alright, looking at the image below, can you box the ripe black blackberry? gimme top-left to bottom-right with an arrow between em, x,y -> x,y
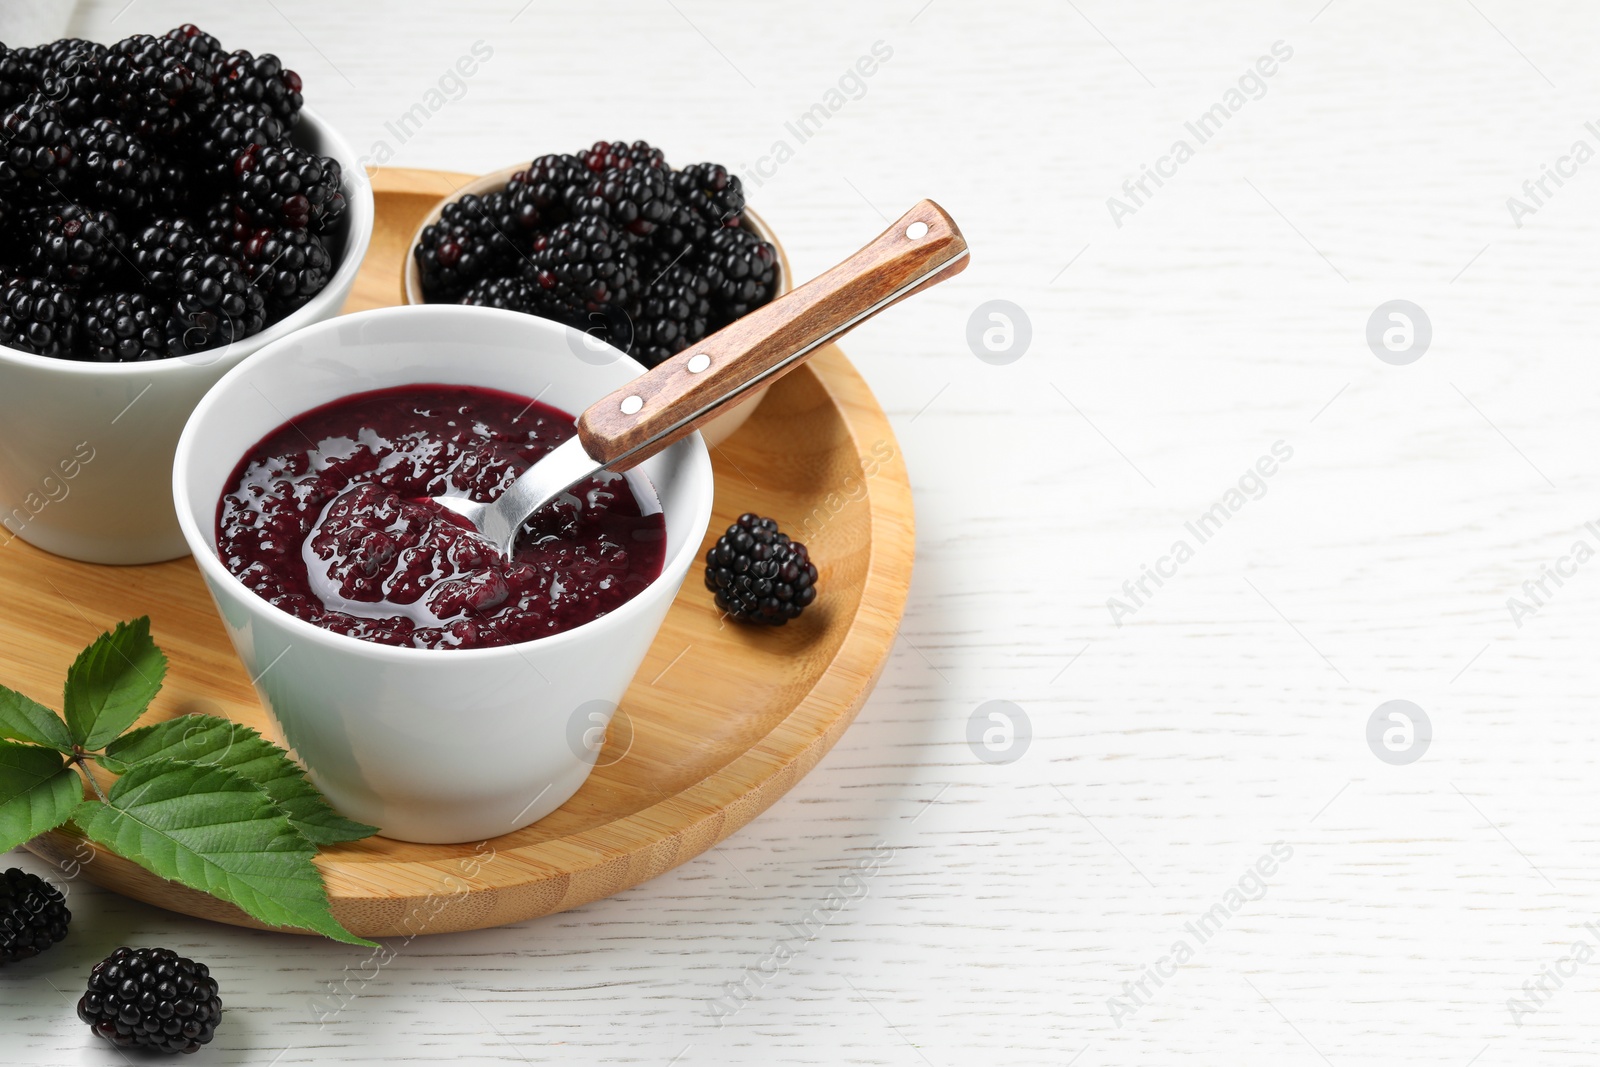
28,37 -> 111,68
72,115 -> 158,212
0,867 -> 70,965
579,138 -> 666,173
169,251 -> 266,352
103,33 -> 217,141
0,274 -> 77,357
501,178 -> 548,237
567,164 -> 671,237
236,225 -> 332,312
505,153 -> 588,226
128,216 -> 206,294
164,24 -> 225,63
232,142 -> 344,231
189,102 -> 286,175
650,198 -> 710,259
413,193 -> 521,302
0,95 -> 75,193
27,203 -> 125,285
632,260 -> 712,368
475,188 -> 542,253
673,162 -> 745,228
523,216 -> 639,315
78,290 -> 172,362
699,226 -> 777,321
704,514 -> 818,625
0,44 -> 38,109
460,274 -> 550,314
196,196 -> 251,252
78,946 -> 223,1055
214,49 -> 303,128
34,39 -> 113,123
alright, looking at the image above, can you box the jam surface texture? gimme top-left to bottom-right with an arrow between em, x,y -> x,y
217,384 -> 666,650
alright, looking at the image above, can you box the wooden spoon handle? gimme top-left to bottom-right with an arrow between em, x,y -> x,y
577,199 -> 969,470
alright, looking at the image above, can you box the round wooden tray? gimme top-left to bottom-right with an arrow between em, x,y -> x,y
18,168 -> 914,937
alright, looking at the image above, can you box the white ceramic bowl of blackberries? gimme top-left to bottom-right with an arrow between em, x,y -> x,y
0,26 -> 375,566
403,141 -> 789,446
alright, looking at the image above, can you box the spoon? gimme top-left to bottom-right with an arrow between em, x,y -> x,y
435,199 -> 969,557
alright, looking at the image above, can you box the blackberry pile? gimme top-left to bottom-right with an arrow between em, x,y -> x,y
78,946 -> 223,1054
417,139 -> 778,368
0,26 -> 341,362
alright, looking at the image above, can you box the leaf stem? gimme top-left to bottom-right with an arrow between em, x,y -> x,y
69,751 -> 109,805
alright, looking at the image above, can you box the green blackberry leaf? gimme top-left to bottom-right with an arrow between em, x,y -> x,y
0,685 -> 72,751
0,741 -> 81,853
73,758 -> 375,947
102,715 -> 377,846
63,617 -> 167,750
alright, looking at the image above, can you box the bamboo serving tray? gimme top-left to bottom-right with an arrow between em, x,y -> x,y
17,168 -> 915,937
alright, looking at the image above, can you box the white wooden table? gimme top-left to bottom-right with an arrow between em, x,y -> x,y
8,1 -> 1600,1062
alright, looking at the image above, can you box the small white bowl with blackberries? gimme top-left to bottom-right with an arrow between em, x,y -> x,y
405,140 -> 786,445
0,24 -> 373,565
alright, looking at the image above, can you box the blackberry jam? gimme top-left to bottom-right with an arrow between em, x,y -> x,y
216,384 -> 667,650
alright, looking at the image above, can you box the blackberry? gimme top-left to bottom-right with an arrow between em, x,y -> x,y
103,33 -> 217,141
501,178 -> 547,236
78,290 -> 172,362
72,116 -> 158,212
413,193 -> 521,301
581,303 -> 635,353
651,198 -> 710,258
523,216 -> 639,315
190,102 -> 286,174
505,153 -> 587,226
196,196 -> 251,252
26,38 -> 110,72
699,226 -> 777,321
232,142 -> 344,231
128,216 -> 206,294
191,101 -> 286,158
164,24 -> 225,64
632,260 -> 712,368
0,95 -> 75,194
579,138 -> 666,173
0,44 -> 38,109
566,164 -> 671,237
460,274 -> 549,314
0,867 -> 70,965
78,946 -> 223,1055
704,514 -> 818,625
236,225 -> 332,312
27,203 -> 125,285
0,275 -> 77,356
34,39 -> 113,123
169,251 -> 266,353
673,162 -> 746,228
214,50 -> 303,128
484,187 -> 545,251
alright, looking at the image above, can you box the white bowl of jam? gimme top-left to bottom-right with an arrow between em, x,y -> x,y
173,304 -> 713,843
